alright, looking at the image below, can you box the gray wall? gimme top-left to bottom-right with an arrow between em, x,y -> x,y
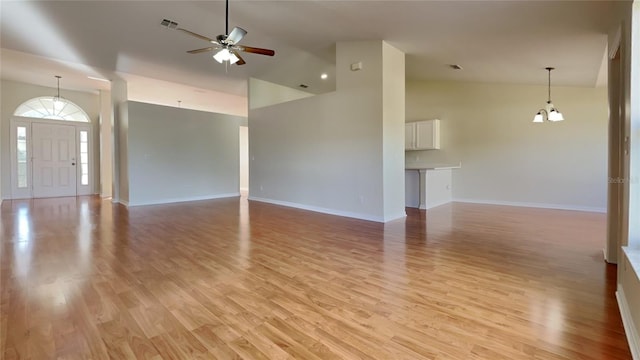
126,101 -> 244,206
112,79 -> 129,203
406,80 -> 608,212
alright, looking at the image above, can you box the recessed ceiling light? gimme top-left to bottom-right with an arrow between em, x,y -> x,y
321,73 -> 328,80
87,76 -> 110,82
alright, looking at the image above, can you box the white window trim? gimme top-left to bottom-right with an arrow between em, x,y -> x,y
10,119 -> 32,199
76,125 -> 93,196
13,96 -> 90,122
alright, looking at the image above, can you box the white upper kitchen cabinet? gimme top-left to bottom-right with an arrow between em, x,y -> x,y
405,119 -> 440,150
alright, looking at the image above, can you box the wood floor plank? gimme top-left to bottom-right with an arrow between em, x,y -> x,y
192,324 -> 243,359
228,336 -> 272,360
149,328 -> 210,360
96,307 -> 162,360
0,196 -> 632,359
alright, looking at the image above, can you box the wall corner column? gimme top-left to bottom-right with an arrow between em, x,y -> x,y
110,77 -> 128,204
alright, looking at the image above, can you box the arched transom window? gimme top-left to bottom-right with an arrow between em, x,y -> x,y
14,97 -> 90,122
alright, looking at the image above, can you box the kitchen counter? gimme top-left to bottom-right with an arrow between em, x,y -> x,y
405,163 -> 461,209
405,163 -> 461,170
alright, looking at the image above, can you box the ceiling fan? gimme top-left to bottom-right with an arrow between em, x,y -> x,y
161,0 -> 275,66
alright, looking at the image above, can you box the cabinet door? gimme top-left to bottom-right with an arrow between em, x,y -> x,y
405,123 -> 415,150
415,120 -> 440,150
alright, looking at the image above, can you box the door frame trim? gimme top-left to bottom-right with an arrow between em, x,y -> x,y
9,117 -> 94,200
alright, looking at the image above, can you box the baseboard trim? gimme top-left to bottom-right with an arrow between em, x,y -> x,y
616,286 -> 640,360
603,247 -> 619,264
116,199 -> 129,207
383,212 -> 407,222
453,198 -> 606,213
419,200 -> 451,210
126,193 -> 240,207
248,196 -> 398,223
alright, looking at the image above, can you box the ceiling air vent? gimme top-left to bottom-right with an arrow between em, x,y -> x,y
161,19 -> 179,29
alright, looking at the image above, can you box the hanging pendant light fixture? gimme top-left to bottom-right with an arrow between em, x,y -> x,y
52,75 -> 67,115
533,67 -> 564,123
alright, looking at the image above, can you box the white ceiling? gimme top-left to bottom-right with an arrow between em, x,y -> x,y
0,1 -> 614,108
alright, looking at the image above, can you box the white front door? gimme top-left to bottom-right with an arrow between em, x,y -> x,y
32,123 -> 77,198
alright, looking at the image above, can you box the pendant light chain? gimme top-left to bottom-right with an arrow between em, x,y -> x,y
55,75 -> 62,100
225,0 -> 229,35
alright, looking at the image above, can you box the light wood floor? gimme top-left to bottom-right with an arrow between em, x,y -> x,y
0,196 -> 631,359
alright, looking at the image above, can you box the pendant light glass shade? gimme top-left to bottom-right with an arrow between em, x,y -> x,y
53,98 -> 65,112
533,112 -> 544,123
548,108 -> 564,121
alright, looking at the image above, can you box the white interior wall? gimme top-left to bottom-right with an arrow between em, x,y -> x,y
627,0 -> 640,249
406,80 -> 608,212
249,41 -> 405,222
381,42 -> 406,220
0,80 -> 101,199
249,78 -> 313,109
614,1 -> 640,356
99,90 -> 113,198
127,101 -> 244,206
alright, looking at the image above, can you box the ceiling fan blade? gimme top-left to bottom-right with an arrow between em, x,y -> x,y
187,47 -> 216,54
227,27 -> 247,45
177,28 -> 217,43
232,51 -> 246,65
237,45 -> 275,56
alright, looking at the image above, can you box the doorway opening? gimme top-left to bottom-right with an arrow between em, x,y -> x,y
239,126 -> 249,198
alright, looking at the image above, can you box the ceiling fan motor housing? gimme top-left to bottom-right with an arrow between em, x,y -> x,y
216,34 -> 228,44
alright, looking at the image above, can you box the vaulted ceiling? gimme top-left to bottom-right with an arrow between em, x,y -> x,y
1,1 -> 614,107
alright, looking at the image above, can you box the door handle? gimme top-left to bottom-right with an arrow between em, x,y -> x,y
71,163 -> 76,166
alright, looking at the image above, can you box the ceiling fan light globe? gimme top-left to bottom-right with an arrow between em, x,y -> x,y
213,48 -> 232,63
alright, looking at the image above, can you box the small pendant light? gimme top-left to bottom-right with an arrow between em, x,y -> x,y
533,67 -> 564,123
